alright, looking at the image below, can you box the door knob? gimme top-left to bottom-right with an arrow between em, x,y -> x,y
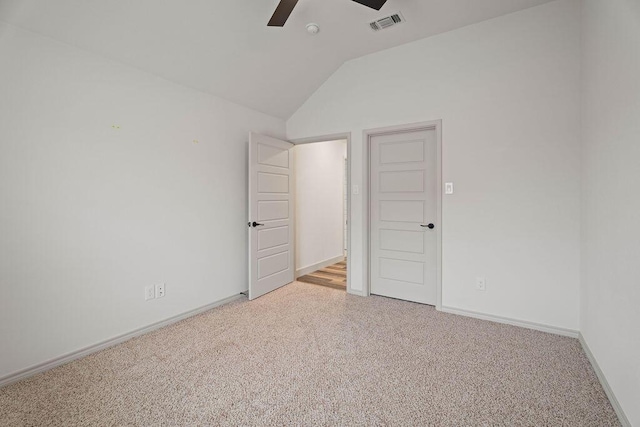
421,223 -> 435,229
252,221 -> 264,227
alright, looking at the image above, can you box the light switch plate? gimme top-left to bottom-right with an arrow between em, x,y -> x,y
445,182 -> 454,195
145,285 -> 155,301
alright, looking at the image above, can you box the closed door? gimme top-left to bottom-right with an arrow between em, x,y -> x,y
248,132 -> 294,300
370,129 -> 437,305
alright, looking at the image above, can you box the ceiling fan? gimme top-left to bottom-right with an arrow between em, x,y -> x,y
268,0 -> 388,27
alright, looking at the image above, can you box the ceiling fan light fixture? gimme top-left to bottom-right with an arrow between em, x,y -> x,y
306,23 -> 320,34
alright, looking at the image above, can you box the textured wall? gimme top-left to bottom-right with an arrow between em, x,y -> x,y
0,22 -> 285,379
580,1 -> 640,424
288,0 -> 582,330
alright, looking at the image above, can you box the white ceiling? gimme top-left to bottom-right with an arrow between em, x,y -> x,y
0,0 -> 554,118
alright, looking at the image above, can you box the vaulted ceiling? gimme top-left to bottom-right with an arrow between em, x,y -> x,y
0,0 -> 554,118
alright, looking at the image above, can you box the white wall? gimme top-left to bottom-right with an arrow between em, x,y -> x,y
287,0 -> 582,330
0,23 -> 285,380
580,1 -> 640,424
294,140 -> 346,273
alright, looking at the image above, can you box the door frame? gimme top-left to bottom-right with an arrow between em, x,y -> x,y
363,121 -> 443,309
289,132 -> 353,295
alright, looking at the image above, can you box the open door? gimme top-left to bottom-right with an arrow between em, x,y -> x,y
248,132 -> 294,300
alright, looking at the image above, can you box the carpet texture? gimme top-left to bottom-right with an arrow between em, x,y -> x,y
0,282 -> 619,426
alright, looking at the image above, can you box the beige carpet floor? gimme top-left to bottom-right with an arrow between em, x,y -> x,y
0,282 -> 619,426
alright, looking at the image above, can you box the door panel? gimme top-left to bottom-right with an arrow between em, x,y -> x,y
379,229 -> 424,254
379,139 -> 425,164
370,129 -> 437,305
257,200 -> 289,221
380,170 -> 424,193
258,143 -> 289,168
379,200 -> 425,222
257,172 -> 289,193
249,133 -> 294,300
257,226 -> 289,251
379,258 -> 424,284
257,251 -> 290,279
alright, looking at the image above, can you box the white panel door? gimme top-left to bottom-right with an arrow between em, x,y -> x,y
249,132 -> 294,300
370,129 -> 437,305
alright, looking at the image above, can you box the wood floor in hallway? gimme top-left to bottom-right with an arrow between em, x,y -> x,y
297,259 -> 346,290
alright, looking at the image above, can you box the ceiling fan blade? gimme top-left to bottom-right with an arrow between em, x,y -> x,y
351,0 -> 387,10
268,0 -> 300,27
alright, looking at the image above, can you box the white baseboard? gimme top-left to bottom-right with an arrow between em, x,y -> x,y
578,333 -> 631,427
347,287 -> 366,297
439,306 -> 579,338
0,292 -> 245,389
296,255 -> 345,278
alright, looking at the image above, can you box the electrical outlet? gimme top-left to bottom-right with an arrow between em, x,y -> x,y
155,283 -> 165,298
476,277 -> 486,291
145,285 -> 155,301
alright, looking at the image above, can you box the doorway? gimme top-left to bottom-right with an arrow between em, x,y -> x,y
293,139 -> 348,291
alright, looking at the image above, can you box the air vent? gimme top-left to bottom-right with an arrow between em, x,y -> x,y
369,12 -> 405,31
